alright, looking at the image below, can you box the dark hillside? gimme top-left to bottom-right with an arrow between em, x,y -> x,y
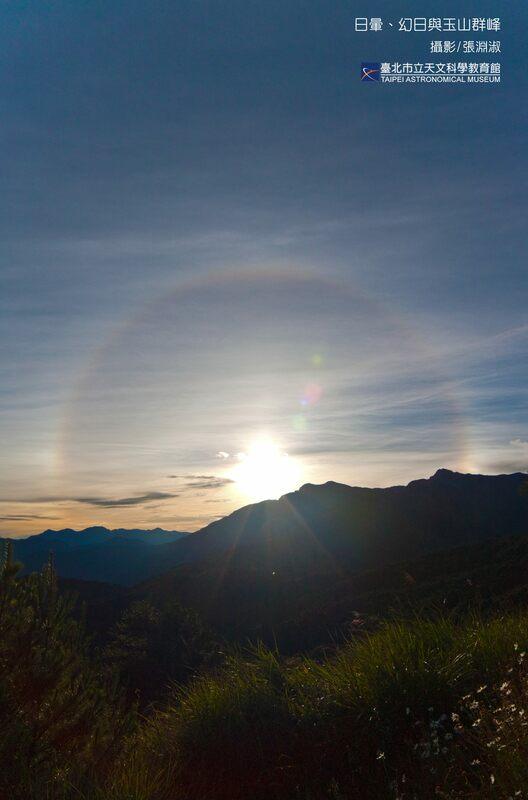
132,531 -> 528,651
14,470 -> 528,586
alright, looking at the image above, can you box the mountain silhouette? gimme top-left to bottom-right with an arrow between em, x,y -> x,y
11,526 -> 188,585
150,468 -> 528,578
6,470 -> 528,586
127,469 -> 528,637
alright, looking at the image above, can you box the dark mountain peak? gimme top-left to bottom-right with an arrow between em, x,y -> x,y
427,468 -> 474,484
297,481 -> 329,495
431,468 -> 459,480
297,480 -> 363,495
405,468 -> 528,499
19,525 -> 188,543
429,468 -> 528,483
407,468 -> 476,489
28,527 -> 78,541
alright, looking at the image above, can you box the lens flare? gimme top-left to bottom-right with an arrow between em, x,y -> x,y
300,382 -> 322,407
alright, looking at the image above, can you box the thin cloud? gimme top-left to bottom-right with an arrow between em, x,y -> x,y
167,474 -> 216,479
481,461 -> 528,475
204,498 -> 231,504
150,513 -> 218,527
0,514 -> 61,522
184,477 -> 234,490
0,492 -> 178,509
74,492 -> 177,508
168,475 -> 234,490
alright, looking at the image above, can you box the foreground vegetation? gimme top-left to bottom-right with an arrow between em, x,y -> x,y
3,545 -> 528,798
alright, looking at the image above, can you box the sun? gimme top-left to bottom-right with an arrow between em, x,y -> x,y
231,438 -> 302,503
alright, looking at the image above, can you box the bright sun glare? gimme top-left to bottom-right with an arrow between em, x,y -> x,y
231,439 -> 302,503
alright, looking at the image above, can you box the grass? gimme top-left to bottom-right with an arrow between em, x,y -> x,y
6,569 -> 528,799
110,611 -> 528,800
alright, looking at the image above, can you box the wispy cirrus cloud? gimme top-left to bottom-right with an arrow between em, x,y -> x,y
482,462 -> 528,475
0,492 -> 177,509
484,440 -> 528,475
73,492 -> 177,508
0,514 -> 61,522
167,475 -> 234,490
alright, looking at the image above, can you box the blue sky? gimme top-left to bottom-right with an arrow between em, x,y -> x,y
1,1 -> 527,535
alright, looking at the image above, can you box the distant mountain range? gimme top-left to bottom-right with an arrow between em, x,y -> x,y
6,469 -> 528,588
11,526 -> 188,585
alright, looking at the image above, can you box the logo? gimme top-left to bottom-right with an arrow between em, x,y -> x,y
361,62 -> 380,81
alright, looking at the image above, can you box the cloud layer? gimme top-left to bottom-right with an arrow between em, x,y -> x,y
0,1 -> 526,534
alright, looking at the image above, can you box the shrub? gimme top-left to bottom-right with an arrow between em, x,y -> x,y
0,547 -> 132,799
104,598 -> 222,706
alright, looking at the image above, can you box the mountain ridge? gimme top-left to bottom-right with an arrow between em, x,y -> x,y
17,525 -> 188,543
6,469 -> 528,585
7,525 -> 189,585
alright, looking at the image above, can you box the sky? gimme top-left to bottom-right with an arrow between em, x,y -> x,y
1,0 -> 527,536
